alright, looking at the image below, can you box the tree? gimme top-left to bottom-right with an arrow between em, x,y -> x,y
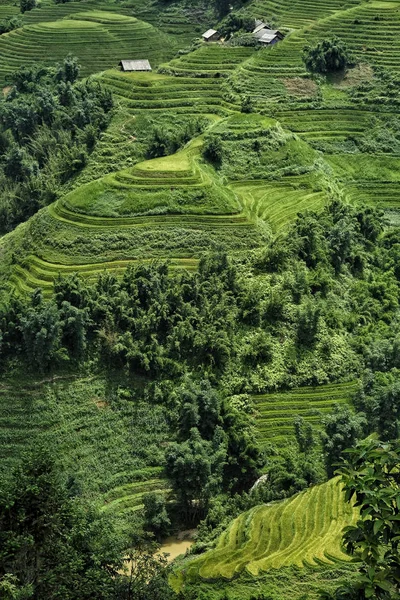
215,0 -> 230,19
241,96 -> 253,113
3,146 -> 35,181
121,543 -> 174,600
20,0 -> 36,13
202,134 -> 223,166
20,297 -> 65,372
336,438 -> 400,599
143,493 -> 171,540
303,37 -> 352,74
0,16 -> 22,35
0,446 -> 124,600
56,54 -> 80,84
294,416 -> 315,454
321,405 -> 366,477
165,428 -> 226,521
356,373 -> 400,441
176,377 -> 221,441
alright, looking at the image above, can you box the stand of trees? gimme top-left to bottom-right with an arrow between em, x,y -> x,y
0,57 -> 113,232
1,203 -> 400,597
303,37 -> 353,73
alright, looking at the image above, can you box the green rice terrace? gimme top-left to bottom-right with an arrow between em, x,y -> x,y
254,382 -> 358,446
0,0 -> 399,597
173,477 -> 358,584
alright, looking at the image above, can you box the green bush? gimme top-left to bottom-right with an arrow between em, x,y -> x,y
303,37 -> 353,73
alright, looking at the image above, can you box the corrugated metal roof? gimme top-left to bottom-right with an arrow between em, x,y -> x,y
202,29 -> 218,39
259,32 -> 279,43
253,22 -> 267,34
120,59 -> 152,71
254,28 -> 282,43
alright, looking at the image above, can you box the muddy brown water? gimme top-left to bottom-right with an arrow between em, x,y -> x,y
156,536 -> 194,563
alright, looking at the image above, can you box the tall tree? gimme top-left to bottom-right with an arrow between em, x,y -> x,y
336,438 -> 400,599
321,405 -> 366,477
0,447 -> 124,600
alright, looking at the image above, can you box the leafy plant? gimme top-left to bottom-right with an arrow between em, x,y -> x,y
337,438 -> 400,599
303,37 -> 353,73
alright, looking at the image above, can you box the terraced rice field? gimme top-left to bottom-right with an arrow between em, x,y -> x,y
0,11 -> 175,83
304,1 -> 400,73
245,0 -> 361,29
232,178 -> 326,232
277,108 -> 378,142
254,382 -> 358,446
183,477 -> 358,581
6,136 -> 265,294
100,70 -> 237,114
231,0 -> 400,111
164,45 -> 256,77
326,154 -> 400,209
101,472 -> 169,516
0,386 -> 50,474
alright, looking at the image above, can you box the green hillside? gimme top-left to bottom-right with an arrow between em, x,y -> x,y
0,375 -> 169,534
0,0 -> 399,597
2,133 -> 268,294
175,477 -> 358,584
254,382 -> 358,446
0,11 -> 175,83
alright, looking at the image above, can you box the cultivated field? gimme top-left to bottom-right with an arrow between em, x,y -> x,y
253,382 -> 358,446
0,377 -> 169,529
182,477 -> 358,581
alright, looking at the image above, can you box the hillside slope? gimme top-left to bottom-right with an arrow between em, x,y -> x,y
174,477 -> 358,585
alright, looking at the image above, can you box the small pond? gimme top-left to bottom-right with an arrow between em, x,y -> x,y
157,536 -> 194,563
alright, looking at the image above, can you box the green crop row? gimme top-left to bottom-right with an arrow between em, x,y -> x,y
180,477 -> 358,582
253,382 -> 358,445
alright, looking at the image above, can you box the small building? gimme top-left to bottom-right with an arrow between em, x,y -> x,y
254,28 -> 284,46
202,29 -> 220,42
119,59 -> 152,72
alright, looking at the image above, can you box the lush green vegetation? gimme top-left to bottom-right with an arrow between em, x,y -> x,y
0,0 -> 399,597
0,58 -> 113,232
176,477 -> 358,585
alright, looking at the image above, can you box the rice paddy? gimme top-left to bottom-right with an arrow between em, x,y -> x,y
253,382 -> 358,446
0,11 -> 175,83
4,133 -> 267,294
182,477 -> 358,581
0,0 -> 399,288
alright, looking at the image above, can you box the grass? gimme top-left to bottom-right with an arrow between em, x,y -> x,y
326,154 -> 400,210
178,477 -> 358,583
253,382 -> 358,446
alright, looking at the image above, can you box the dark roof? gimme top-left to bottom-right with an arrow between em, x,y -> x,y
119,59 -> 152,71
202,28 -> 219,39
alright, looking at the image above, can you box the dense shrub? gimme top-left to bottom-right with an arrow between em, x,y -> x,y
0,59 -> 113,233
303,37 -> 353,73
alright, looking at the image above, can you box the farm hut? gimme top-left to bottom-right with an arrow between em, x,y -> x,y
202,29 -> 220,42
254,28 -> 284,46
119,59 -> 152,72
